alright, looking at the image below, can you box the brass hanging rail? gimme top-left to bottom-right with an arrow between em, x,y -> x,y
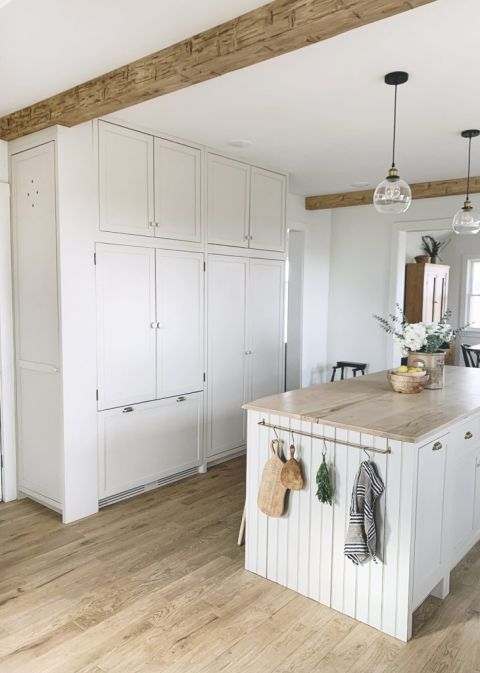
257,419 -> 391,455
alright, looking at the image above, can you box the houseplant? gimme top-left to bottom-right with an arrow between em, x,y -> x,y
374,306 -> 460,389
421,235 -> 450,264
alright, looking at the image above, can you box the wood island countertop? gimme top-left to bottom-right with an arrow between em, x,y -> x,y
243,366 -> 480,443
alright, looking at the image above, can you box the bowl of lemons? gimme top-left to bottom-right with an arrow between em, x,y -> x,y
387,365 -> 429,394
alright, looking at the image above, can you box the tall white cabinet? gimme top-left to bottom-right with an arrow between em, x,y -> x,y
8,119 -> 287,521
207,255 -> 284,460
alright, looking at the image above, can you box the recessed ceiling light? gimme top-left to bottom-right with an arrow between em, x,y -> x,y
350,181 -> 371,188
227,139 -> 253,148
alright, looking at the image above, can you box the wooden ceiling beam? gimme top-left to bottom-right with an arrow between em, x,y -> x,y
305,176 -> 480,210
0,0 -> 435,141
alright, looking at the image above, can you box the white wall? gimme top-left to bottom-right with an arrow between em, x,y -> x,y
287,194 -> 331,386
0,139 -> 16,501
326,194 -> 480,373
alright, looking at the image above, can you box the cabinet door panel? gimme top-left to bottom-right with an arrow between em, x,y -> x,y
156,250 -> 204,398
96,244 -> 157,410
248,259 -> 285,402
98,394 -> 203,498
413,437 -> 447,607
154,138 -> 201,242
452,450 -> 476,552
474,453 -> 480,534
207,154 -> 249,247
99,122 -> 154,236
207,255 -> 248,456
249,168 -> 286,252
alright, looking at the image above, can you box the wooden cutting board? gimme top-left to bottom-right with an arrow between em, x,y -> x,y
281,445 -> 304,490
257,439 -> 287,517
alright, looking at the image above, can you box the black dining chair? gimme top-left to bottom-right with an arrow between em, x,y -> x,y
461,344 -> 480,368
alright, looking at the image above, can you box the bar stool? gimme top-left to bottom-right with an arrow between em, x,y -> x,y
331,361 -> 367,382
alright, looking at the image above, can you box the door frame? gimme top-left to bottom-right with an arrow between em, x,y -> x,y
0,177 -> 17,501
387,217 -> 452,368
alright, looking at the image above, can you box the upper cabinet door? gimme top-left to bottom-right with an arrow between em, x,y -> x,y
249,168 -> 286,252
96,244 -> 157,410
207,154 -> 250,247
99,122 -> 154,236
155,250 -> 204,398
154,138 -> 201,243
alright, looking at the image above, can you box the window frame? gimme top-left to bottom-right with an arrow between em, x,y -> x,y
463,256 -> 480,331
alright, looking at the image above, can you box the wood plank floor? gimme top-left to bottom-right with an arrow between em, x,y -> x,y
0,456 -> 479,672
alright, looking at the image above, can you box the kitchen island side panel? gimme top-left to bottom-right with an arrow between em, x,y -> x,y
245,410 -> 417,641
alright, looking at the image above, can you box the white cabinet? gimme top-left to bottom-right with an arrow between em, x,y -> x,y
207,153 -> 286,252
96,244 -> 204,410
96,244 -> 157,410
99,122 -> 201,243
250,167 -> 286,252
154,138 -> 201,243
99,122 -> 154,236
155,249 -> 204,398
207,255 -> 284,459
11,142 -> 62,506
248,259 -> 285,401
207,154 -> 250,247
474,452 -> 480,533
413,435 -> 448,608
98,393 -> 203,498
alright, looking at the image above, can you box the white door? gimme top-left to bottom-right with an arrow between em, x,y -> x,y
154,138 -> 201,242
207,154 -> 250,247
156,250 -> 204,398
96,244 -> 157,410
99,121 -> 154,236
98,393 -> 203,498
207,255 -> 248,457
249,167 -> 286,252
248,259 -> 285,402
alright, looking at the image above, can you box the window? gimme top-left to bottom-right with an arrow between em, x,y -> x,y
465,258 -> 480,328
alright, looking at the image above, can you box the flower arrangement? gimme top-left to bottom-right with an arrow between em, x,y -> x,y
374,306 -> 462,355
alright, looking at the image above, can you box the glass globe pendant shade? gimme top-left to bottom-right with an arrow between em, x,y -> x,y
452,200 -> 480,235
373,168 -> 412,214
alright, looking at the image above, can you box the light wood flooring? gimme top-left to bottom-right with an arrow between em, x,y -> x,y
0,456 -> 479,673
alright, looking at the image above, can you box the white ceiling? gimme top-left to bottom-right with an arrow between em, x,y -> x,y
2,0 -> 480,195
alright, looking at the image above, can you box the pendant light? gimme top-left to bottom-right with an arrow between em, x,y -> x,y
452,130 -> 480,235
373,71 -> 412,214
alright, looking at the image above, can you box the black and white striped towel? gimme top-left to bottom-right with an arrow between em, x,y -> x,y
344,461 -> 384,565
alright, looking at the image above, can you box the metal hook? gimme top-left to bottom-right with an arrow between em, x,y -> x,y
363,447 -> 372,463
322,439 -> 328,457
290,430 -> 295,447
273,426 -> 279,441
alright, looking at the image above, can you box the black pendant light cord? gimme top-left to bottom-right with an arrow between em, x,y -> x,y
467,136 -> 472,200
391,83 -> 398,169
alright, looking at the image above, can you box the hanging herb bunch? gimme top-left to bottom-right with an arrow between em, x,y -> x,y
316,442 -> 334,505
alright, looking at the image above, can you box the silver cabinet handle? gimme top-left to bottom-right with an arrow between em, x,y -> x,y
150,322 -> 163,329
244,234 -> 249,240
465,431 -> 473,440
123,406 -> 134,413
244,350 -> 253,355
432,441 -> 443,451
176,396 -> 187,402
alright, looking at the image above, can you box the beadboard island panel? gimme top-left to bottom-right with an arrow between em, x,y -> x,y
244,366 -> 480,443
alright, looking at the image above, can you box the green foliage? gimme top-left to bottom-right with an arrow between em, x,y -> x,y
316,455 -> 333,505
421,235 -> 450,260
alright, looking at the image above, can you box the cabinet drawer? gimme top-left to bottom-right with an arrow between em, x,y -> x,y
98,393 -> 203,498
452,416 -> 480,456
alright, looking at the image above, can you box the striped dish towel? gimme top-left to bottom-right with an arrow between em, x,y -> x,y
344,460 -> 384,565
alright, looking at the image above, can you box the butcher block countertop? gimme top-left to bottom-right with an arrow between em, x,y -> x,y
243,366 -> 480,443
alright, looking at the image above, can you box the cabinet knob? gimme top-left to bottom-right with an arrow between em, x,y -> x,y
122,406 -> 134,413
150,322 -> 157,329
465,431 -> 473,440
148,221 -> 154,227
432,441 -> 443,451
176,396 -> 187,402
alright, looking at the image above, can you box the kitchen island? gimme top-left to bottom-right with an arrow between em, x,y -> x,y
243,367 -> 480,641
